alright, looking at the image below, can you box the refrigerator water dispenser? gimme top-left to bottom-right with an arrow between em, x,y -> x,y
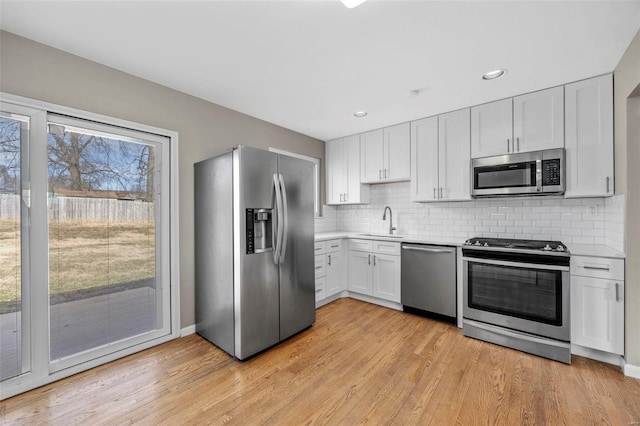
246,208 -> 272,254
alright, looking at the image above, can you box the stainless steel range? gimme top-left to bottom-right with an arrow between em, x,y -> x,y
462,237 -> 571,364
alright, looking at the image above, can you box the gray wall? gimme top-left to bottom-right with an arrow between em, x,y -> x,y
615,26 -> 640,367
0,30 -> 325,329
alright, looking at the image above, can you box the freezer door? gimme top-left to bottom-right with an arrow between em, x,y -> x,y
277,154 -> 316,340
235,146 -> 280,359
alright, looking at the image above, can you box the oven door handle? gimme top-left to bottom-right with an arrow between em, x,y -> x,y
462,257 -> 569,272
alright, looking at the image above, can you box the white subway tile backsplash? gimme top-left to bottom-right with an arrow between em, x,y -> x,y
326,182 -> 624,252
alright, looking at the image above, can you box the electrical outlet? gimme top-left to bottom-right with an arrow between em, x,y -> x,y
587,205 -> 599,216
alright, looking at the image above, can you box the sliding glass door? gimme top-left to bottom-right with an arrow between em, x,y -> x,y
0,111 -> 30,381
46,115 -> 169,370
0,98 -> 177,399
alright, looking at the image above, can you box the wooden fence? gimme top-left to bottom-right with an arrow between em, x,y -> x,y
0,194 -> 153,223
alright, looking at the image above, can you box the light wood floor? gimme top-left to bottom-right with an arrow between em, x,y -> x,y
2,298 -> 640,425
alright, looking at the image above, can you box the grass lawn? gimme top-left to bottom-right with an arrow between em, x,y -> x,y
0,219 -> 156,304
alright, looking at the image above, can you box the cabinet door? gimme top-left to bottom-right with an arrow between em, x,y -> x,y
564,74 -> 614,198
348,250 -> 372,295
571,275 -> 624,355
513,86 -> 564,153
384,123 -> 410,181
325,138 -> 344,205
360,129 -> 384,183
471,98 -> 513,158
326,251 -> 345,297
345,134 -> 369,203
410,116 -> 439,201
315,276 -> 327,302
439,109 -> 471,201
372,254 -> 400,303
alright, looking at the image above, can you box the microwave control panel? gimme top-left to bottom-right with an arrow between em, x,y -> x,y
542,159 -> 562,186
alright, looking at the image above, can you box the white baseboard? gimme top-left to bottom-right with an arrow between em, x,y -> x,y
347,292 -> 403,311
622,359 -> 640,379
181,324 -> 196,337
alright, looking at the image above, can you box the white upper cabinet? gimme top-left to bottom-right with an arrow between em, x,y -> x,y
410,116 -> 439,201
325,135 -> 370,205
471,98 -> 512,158
361,123 -> 410,183
513,86 -> 564,153
471,87 -> 564,158
438,109 -> 471,201
360,129 -> 384,182
564,74 -> 614,198
411,109 -> 471,202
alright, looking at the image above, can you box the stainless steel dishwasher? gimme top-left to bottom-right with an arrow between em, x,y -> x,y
401,243 -> 457,323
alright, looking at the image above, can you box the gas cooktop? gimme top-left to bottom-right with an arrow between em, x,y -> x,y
463,237 -> 569,254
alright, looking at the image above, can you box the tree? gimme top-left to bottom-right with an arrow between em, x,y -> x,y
0,117 -> 20,193
47,125 -> 155,198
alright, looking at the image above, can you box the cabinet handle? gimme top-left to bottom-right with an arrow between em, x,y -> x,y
384,169 -> 388,179
606,177 -> 610,193
328,254 -> 331,266
439,187 -> 443,199
330,244 -> 339,248
379,170 -> 382,179
316,288 -> 322,293
368,254 -> 371,265
315,247 -> 322,251
344,193 -> 348,202
373,255 -> 377,266
507,138 -> 510,153
516,137 -> 520,152
433,188 -> 436,199
583,264 -> 610,271
315,266 -> 322,270
615,283 -> 620,302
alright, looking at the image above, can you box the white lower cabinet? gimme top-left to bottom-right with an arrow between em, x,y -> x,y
571,256 -> 624,355
347,239 -> 401,303
315,239 -> 345,303
325,240 -> 346,297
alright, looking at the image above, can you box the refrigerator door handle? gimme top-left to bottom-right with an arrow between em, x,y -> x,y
272,173 -> 284,264
278,174 -> 288,264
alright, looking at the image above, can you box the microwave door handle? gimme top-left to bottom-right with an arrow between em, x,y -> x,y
536,159 -> 542,192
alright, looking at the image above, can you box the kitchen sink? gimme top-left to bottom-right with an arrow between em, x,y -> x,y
358,233 -> 404,239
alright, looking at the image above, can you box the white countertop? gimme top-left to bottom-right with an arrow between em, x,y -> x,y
315,231 -> 463,247
567,244 -> 625,259
315,232 -> 626,259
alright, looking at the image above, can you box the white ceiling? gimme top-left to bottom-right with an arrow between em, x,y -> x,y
1,1 -> 639,141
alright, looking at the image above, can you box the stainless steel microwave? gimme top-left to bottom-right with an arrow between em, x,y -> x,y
471,148 -> 565,197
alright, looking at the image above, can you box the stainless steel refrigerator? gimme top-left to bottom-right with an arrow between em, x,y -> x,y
194,145 -> 315,360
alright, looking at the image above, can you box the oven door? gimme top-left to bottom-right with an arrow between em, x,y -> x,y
462,256 -> 570,342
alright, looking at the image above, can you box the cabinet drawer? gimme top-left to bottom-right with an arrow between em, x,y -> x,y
315,255 -> 326,279
314,241 -> 327,255
571,256 -> 624,280
372,240 -> 401,256
315,276 -> 327,302
326,239 -> 343,253
349,239 -> 373,252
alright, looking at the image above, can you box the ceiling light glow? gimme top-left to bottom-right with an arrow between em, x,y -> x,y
340,0 -> 367,9
354,111 -> 368,117
482,69 -> 506,80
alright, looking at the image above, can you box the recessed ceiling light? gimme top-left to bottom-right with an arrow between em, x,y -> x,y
482,69 -> 506,80
340,0 -> 367,8
354,111 -> 368,117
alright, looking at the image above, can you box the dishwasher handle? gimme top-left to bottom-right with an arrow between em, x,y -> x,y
402,245 -> 453,254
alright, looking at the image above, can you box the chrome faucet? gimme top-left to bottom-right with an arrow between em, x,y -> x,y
382,206 -> 397,235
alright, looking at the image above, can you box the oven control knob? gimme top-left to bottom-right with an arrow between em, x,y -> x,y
474,241 -> 481,246
484,242 -> 489,247
464,239 -> 471,245
542,244 -> 552,251
556,245 -> 565,252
